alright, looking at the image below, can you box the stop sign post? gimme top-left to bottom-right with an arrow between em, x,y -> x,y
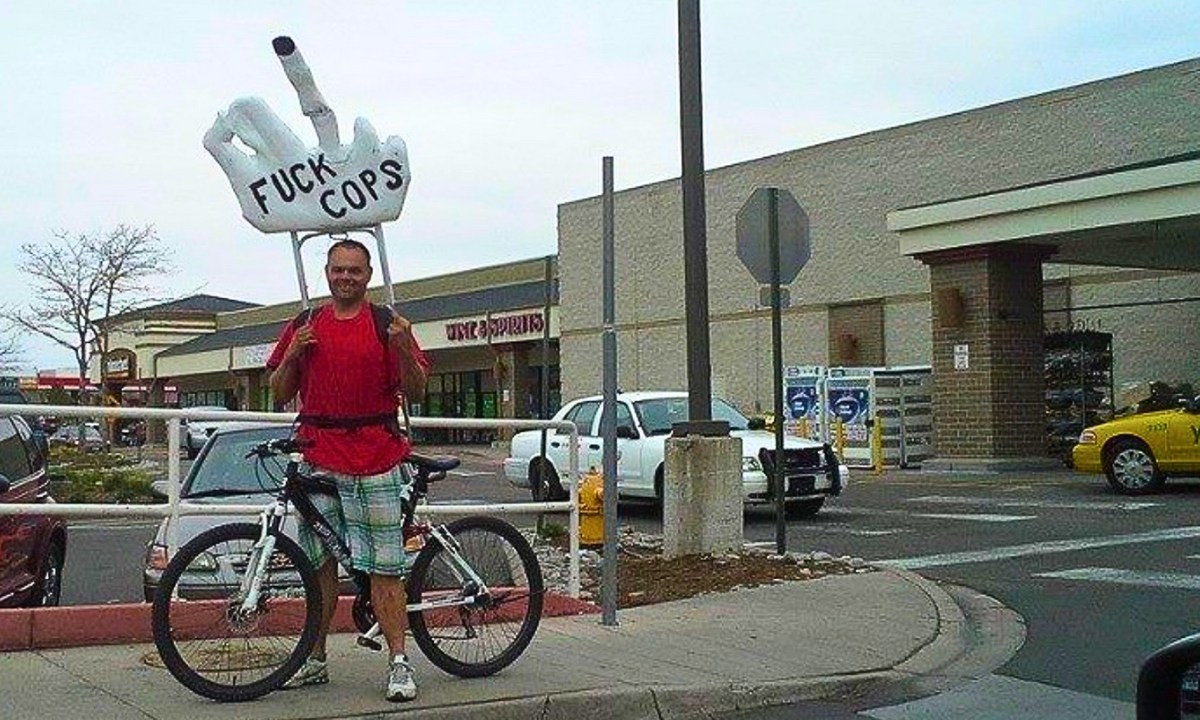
736,187 -> 811,555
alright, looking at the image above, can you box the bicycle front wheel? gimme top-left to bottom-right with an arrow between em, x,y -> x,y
151,522 -> 321,702
407,516 -> 544,677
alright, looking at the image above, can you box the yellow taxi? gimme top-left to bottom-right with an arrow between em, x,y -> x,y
1072,397 -> 1200,494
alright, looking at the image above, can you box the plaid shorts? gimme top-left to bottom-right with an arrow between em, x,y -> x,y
297,463 -> 413,577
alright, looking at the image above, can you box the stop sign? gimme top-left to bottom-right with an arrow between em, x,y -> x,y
736,187 -> 810,285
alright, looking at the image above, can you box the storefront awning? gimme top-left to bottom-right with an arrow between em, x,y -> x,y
887,155 -> 1200,270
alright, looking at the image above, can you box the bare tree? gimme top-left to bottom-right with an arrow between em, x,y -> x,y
0,333 -> 23,373
0,224 -> 174,401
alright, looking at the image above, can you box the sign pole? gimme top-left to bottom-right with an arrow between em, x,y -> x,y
371,224 -> 397,308
290,231 -> 311,310
769,188 -> 787,555
600,156 -> 619,626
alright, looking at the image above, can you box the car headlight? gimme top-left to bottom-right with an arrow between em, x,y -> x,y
742,456 -> 762,472
145,544 -> 169,571
1077,430 -> 1097,445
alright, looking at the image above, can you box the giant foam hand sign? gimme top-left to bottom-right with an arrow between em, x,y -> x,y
204,37 -> 410,233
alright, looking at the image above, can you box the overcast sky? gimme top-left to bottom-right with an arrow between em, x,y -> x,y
3,1 -> 1200,372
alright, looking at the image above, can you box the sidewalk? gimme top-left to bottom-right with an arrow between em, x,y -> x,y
0,568 -> 1025,720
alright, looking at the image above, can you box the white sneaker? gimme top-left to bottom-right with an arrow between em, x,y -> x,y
281,656 -> 328,690
386,653 -> 417,702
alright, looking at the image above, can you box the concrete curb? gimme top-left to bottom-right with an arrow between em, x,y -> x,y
329,569 -> 1018,720
0,593 -> 599,652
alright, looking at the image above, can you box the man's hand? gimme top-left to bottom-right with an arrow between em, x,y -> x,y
284,322 -> 317,363
386,309 -> 414,350
203,36 -> 411,234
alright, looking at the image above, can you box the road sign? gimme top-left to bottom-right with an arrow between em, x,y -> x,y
736,187 -> 811,285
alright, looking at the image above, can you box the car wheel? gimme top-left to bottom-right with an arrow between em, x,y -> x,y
1104,439 -> 1165,495
27,541 -> 64,607
786,498 -> 825,519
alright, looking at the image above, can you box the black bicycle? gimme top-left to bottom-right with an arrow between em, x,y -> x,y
151,437 -> 544,702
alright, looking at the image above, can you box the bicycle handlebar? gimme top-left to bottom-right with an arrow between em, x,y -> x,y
244,437 -> 311,459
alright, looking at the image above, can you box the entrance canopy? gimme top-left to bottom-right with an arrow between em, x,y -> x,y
887,154 -> 1200,270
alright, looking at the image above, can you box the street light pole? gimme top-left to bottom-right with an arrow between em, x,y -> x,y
675,0 -> 725,437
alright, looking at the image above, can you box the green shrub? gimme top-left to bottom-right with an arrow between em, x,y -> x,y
536,521 -> 568,542
49,446 -> 157,504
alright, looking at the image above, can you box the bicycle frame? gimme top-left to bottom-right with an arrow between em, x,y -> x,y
235,451 -> 491,644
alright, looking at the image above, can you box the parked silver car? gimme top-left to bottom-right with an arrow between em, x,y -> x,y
143,423 -> 351,600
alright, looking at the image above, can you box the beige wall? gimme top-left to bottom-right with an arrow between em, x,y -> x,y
558,59 -> 1200,415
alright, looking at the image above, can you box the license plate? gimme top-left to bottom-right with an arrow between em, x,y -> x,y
787,477 -> 815,496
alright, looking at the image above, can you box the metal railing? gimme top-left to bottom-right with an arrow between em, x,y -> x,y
0,404 -> 582,595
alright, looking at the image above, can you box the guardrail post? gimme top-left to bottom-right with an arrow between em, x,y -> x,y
167,417 -> 182,557
567,428 -> 580,597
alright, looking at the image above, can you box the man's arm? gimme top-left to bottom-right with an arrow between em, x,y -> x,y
269,321 -> 315,405
394,337 -> 428,400
386,311 -> 428,401
270,352 -> 303,405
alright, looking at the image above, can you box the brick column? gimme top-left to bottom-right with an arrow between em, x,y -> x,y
919,245 -> 1055,471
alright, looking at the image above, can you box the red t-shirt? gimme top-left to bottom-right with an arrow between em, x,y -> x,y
266,304 -> 429,475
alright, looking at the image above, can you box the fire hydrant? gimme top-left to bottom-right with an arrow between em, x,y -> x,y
578,466 -> 605,548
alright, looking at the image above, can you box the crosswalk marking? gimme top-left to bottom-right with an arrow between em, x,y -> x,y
911,513 -> 1036,523
881,525 -> 1200,570
1034,567 -> 1200,590
909,495 -> 1158,511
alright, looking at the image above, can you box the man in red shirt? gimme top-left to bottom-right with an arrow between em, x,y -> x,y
266,238 -> 429,702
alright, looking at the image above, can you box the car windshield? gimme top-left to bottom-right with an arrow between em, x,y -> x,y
184,425 -> 292,497
633,397 -> 749,436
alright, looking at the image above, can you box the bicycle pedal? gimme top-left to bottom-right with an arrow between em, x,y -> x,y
356,635 -> 384,652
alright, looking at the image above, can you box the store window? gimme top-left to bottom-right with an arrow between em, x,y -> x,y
180,390 -> 234,409
528,364 -> 561,418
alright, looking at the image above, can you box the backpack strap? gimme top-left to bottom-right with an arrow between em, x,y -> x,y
370,302 -> 392,347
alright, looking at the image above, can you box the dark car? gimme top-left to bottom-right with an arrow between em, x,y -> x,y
49,424 -> 111,453
0,414 -> 67,607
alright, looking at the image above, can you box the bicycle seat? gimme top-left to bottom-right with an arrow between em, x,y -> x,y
408,453 -> 461,473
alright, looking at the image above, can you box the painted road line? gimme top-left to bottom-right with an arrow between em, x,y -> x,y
911,513 -> 1037,523
880,525 -> 1200,570
803,526 -> 908,537
448,470 -> 494,477
1034,567 -> 1200,591
910,495 -> 1159,511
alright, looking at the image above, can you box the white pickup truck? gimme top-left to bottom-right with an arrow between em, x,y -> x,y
503,390 -> 848,517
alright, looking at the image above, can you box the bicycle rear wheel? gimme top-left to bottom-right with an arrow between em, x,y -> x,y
151,522 -> 321,702
407,515 -> 543,677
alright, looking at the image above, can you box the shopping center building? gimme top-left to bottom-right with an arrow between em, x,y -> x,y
90,58 -> 1199,462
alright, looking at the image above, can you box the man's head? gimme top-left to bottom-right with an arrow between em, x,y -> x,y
325,239 -> 373,306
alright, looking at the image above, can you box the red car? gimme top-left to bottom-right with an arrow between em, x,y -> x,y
0,414 -> 67,607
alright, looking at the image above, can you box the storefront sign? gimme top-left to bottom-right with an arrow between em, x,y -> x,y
444,313 -> 545,343
204,37 -> 411,233
243,343 -> 276,366
104,349 -> 137,381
